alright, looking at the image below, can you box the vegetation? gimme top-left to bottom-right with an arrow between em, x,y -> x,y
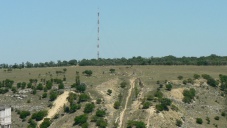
79,93 -> 90,102
114,101 -> 120,109
96,118 -> 108,128
127,120 -> 146,128
82,70 -> 93,76
176,119 -> 182,127
40,118 -> 51,128
196,118 -> 203,124
183,88 -> 196,103
18,110 -> 30,119
120,81 -> 127,88
74,114 -> 88,126
165,84 -> 172,91
84,103 -> 95,113
31,110 -> 48,121
96,109 -> 106,117
142,102 -> 151,109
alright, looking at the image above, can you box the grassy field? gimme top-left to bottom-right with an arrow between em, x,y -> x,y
0,65 -> 227,128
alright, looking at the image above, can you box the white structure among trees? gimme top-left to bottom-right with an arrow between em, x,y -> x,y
0,106 -> 11,128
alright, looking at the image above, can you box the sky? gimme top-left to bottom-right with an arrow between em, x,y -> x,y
0,1 -> 227,64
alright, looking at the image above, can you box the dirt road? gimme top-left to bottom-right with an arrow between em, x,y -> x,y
38,91 -> 70,127
118,78 -> 135,128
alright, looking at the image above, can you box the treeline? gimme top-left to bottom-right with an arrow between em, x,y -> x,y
0,59 -> 77,69
1,54 -> 227,68
79,54 -> 227,66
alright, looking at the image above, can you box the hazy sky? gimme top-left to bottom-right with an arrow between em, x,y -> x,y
0,1 -> 227,64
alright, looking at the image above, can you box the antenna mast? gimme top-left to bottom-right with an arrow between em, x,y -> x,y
97,9 -> 100,60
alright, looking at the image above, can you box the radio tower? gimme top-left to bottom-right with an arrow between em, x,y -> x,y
97,10 -> 100,60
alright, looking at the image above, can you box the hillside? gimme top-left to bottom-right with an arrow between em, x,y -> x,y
0,65 -> 227,128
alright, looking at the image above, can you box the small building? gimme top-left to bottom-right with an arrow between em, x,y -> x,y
0,106 -> 11,128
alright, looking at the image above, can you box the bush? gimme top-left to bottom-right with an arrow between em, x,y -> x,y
40,118 -> 51,128
154,91 -> 163,99
96,98 -> 102,104
84,103 -> 95,113
165,84 -> 172,91
82,70 -> 93,76
120,81 -> 127,88
221,112 -> 226,117
109,68 -> 115,73
182,88 -> 196,103
36,83 -> 43,90
96,109 -> 106,117
70,103 -> 81,113
127,120 -> 146,128
142,102 -> 151,109
49,91 -> 58,101
96,118 -> 108,128
214,116 -> 219,120
193,74 -> 200,79
74,114 -> 88,125
114,101 -> 120,109
19,111 -> 30,119
42,92 -> 47,98
58,83 -> 64,89
147,95 -> 154,101
79,94 -> 90,102
67,92 -> 77,105
76,83 -> 86,92
178,75 -> 183,80
32,110 -> 48,121
107,89 -> 112,95
196,118 -> 203,124
176,119 -> 182,127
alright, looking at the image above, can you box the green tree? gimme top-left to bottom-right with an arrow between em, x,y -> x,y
79,93 -> 90,102
96,118 -> 108,128
193,74 -> 200,79
84,103 -> 95,113
196,118 -> 203,124
178,75 -> 183,80
58,83 -> 64,89
96,109 -> 106,117
82,70 -> 93,76
49,90 -> 58,101
176,119 -> 182,127
40,118 -> 51,128
107,89 -> 112,95
109,68 -> 115,73
19,111 -> 30,119
74,114 -> 88,125
114,101 -> 120,109
165,84 -> 172,91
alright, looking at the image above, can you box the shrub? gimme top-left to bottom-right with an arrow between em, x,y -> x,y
58,83 -> 64,89
120,81 -> 127,88
32,110 -> 48,121
221,112 -> 226,117
165,84 -> 172,91
74,114 -> 88,125
178,75 -> 183,80
182,88 -> 196,103
84,103 -> 95,113
19,111 -> 30,119
82,70 -> 93,76
114,101 -> 120,109
107,89 -> 112,95
193,74 -> 200,79
36,83 -> 43,90
76,83 -> 86,92
96,118 -> 108,128
96,98 -> 102,104
42,92 -> 47,98
67,92 -> 77,105
49,90 -> 58,101
196,118 -> 203,124
109,68 -> 115,73
127,120 -> 146,128
154,91 -> 163,99
40,118 -> 51,128
81,122 -> 89,128
214,116 -> 219,120
142,102 -> 151,109
206,117 -> 210,124
176,119 -> 182,127
96,109 -> 106,117
79,94 -> 90,102
147,95 -> 154,101
70,103 -> 81,113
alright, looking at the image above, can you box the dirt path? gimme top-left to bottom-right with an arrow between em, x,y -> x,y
38,91 -> 70,127
118,78 -> 135,128
146,106 -> 155,127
